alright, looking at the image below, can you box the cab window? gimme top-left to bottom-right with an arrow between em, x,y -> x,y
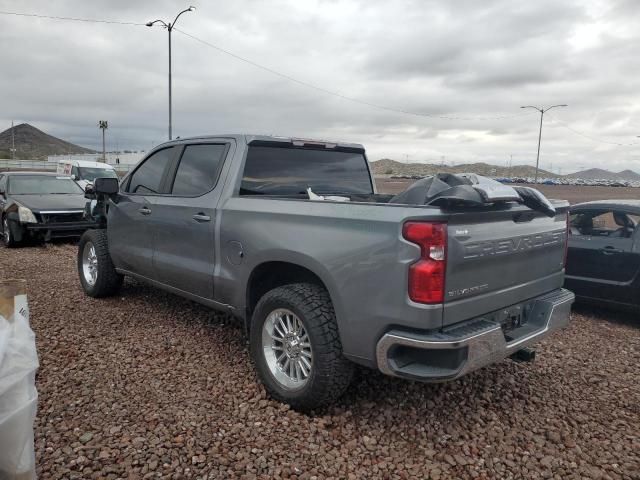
170,144 -> 227,196
126,147 -> 175,194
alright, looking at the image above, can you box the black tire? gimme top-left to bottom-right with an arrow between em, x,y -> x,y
77,229 -> 123,297
2,214 -> 21,248
250,283 -> 354,411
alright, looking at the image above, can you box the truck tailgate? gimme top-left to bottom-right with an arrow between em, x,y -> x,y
442,205 -> 568,327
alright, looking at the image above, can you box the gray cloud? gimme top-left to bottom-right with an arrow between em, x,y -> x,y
1,0 -> 639,173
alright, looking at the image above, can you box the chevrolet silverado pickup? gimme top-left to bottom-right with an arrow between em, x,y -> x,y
77,134 -> 574,410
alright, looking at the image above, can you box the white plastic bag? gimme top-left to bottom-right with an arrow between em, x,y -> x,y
0,280 -> 38,480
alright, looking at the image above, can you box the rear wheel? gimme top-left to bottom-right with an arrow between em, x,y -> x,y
2,215 -> 21,248
77,229 -> 123,297
250,283 -> 354,410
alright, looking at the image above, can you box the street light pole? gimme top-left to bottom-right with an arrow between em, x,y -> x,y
520,104 -> 568,184
98,120 -> 108,162
146,6 -> 195,141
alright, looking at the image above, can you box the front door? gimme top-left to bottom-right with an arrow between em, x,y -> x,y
150,142 -> 231,299
108,146 -> 177,278
566,209 -> 639,303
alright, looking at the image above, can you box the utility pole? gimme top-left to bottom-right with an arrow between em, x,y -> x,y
98,120 -> 108,162
520,104 -> 568,183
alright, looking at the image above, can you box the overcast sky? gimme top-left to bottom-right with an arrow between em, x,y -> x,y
1,0 -> 639,173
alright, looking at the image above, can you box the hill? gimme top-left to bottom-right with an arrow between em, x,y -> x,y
370,158 -> 555,178
0,123 -> 95,160
565,168 -> 640,181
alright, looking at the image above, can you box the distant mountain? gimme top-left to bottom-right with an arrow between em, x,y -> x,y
370,158 -> 554,178
617,170 -> 640,181
0,123 -> 95,160
565,168 -> 640,181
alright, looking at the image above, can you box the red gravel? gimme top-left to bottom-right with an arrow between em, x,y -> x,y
1,243 -> 638,479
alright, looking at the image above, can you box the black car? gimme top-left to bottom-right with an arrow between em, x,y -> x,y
565,200 -> 640,308
0,172 -> 96,247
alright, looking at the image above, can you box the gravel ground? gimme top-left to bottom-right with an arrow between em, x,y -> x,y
1,243 -> 639,480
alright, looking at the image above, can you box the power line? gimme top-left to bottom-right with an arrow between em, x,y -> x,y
173,28 -> 534,122
2,9 -> 532,121
547,114 -> 640,146
0,10 -> 145,26
5,8 -> 639,143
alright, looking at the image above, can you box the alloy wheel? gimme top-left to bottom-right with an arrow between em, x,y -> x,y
82,241 -> 98,286
261,308 -> 313,390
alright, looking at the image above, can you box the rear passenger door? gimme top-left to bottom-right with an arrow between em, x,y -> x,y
108,147 -> 177,278
150,141 -> 231,299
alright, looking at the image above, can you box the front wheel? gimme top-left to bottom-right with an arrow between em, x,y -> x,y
250,283 -> 354,411
2,215 -> 21,248
77,229 -> 123,297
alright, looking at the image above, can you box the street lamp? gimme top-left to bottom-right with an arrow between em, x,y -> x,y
520,104 -> 568,183
146,6 -> 196,141
98,120 -> 108,162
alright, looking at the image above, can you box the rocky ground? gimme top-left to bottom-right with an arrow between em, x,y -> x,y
1,243 -> 638,479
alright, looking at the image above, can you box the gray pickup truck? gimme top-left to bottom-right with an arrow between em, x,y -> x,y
77,134 -> 574,410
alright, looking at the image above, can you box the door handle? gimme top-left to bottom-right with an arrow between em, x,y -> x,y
601,246 -> 622,255
192,213 -> 211,222
138,207 -> 152,215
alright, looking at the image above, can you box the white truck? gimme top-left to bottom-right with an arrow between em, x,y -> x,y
57,160 -> 118,190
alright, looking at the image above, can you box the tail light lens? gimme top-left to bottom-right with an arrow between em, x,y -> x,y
403,222 -> 447,304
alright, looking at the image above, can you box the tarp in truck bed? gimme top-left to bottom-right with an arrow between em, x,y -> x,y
388,173 -> 556,217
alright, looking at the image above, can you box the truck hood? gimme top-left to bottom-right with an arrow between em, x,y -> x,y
12,194 -> 87,212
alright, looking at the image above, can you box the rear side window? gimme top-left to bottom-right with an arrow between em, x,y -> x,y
240,146 -> 373,196
171,144 -> 227,196
127,147 -> 174,194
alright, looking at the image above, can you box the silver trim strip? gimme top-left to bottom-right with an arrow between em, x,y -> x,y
39,210 -> 85,214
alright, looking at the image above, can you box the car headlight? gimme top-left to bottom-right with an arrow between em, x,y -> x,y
18,206 -> 38,224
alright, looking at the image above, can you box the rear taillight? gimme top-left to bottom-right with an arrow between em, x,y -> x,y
402,222 -> 447,304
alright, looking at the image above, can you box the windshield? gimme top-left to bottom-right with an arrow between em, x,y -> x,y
240,146 -> 373,195
8,175 -> 84,194
78,167 -> 118,182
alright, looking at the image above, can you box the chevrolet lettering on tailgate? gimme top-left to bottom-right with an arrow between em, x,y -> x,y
463,230 -> 565,259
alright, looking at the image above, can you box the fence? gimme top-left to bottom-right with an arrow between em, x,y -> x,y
0,159 -> 133,175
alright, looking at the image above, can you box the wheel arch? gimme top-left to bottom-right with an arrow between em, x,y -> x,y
244,259 -> 343,335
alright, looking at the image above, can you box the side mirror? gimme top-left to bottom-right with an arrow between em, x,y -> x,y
94,177 -> 119,196
71,174 -> 77,180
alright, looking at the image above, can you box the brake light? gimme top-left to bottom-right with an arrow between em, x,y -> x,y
403,222 -> 447,304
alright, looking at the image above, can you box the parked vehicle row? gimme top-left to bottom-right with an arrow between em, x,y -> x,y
391,174 -> 640,188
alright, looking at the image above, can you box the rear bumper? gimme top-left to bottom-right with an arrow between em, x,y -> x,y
375,288 -> 574,381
